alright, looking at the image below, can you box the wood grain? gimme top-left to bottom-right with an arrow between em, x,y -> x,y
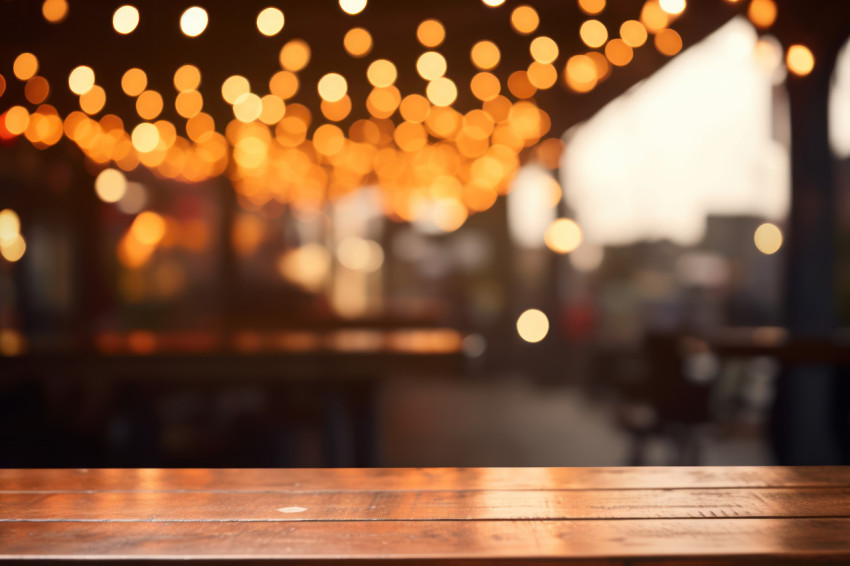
2,518 -> 850,561
2,488 -> 849,521
3,467 -> 849,493
3,467 -> 850,564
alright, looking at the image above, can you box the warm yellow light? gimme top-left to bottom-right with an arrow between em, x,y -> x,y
136,90 -> 163,120
482,0 -> 505,6
620,20 -> 647,48
122,68 -> 147,96
131,122 -> 160,152
173,65 -> 201,92
754,222 -> 782,254
0,75 -> 5,98
511,5 -> 539,34
222,75 -> 250,104
654,29 -> 682,56
132,212 -> 167,245
337,237 -> 384,272
786,45 -> 814,76
13,53 -> 38,81
748,0 -> 776,29
344,27 -> 372,57
79,85 -> 106,115
544,218 -> 582,254
68,66 -> 95,95
367,59 -> 397,87
416,51 -> 447,80
399,94 -> 430,123
640,1 -> 669,33
95,168 -> 128,203
366,86 -> 401,118
578,0 -> 605,15
530,36 -> 559,64
279,40 -> 311,72
321,95 -> 351,122
318,73 -> 348,102
565,54 -> 598,93
426,77 -> 457,107
259,95 -> 285,125
4,106 -> 29,136
42,0 -> 69,23
180,6 -> 208,37
339,0 -> 367,15
606,38 -> 634,65
659,0 -> 686,15
471,41 -> 501,70
313,124 -> 345,156
417,19 -> 445,48
175,90 -> 203,118
256,7 -> 284,36
527,62 -> 557,89
0,209 -> 20,245
269,71 -> 299,99
1,234 -> 26,262
580,20 -> 608,49
517,309 -> 549,343
470,72 -> 501,101
233,92 -> 262,122
113,5 -> 140,34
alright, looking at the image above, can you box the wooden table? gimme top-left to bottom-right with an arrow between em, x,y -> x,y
2,467 -> 850,564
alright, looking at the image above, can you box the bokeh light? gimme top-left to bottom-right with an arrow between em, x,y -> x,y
180,7 -> 208,37
113,5 -> 140,34
471,41 -> 501,70
659,0 -> 686,16
339,0 -> 367,15
344,27 -> 372,57
580,20 -> 608,49
122,68 -> 147,96
517,309 -> 549,343
256,7 -> 284,36
510,5 -> 539,35
416,19 -> 445,48
416,52 -> 447,81
95,168 -> 128,203
544,218 -> 583,254
578,0 -> 605,15
786,45 -> 814,76
530,37 -> 559,64
13,53 -> 38,81
279,40 -> 311,72
754,222 -> 782,254
620,20 -> 648,48
42,0 -> 68,23
68,66 -> 95,95
426,77 -> 458,107
367,59 -> 397,87
318,73 -> 348,102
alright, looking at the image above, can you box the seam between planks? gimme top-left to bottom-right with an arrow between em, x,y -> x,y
3,515 -> 850,523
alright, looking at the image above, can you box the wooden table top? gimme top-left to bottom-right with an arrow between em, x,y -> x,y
2,467 -> 850,565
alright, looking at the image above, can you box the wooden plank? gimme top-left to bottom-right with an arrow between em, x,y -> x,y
3,467 -> 850,493
1,519 -> 850,562
2,488 -> 849,522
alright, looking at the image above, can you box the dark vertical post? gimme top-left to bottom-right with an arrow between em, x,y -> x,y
776,43 -> 844,464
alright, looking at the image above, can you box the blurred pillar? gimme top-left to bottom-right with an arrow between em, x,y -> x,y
778,37 -> 844,464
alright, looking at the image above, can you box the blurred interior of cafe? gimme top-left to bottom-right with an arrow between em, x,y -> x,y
1,0 -> 849,468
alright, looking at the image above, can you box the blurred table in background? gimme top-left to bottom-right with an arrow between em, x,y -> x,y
0,328 -> 466,467
3,466 -> 850,564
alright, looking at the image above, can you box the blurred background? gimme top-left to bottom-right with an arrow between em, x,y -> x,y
1,0 -> 849,468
